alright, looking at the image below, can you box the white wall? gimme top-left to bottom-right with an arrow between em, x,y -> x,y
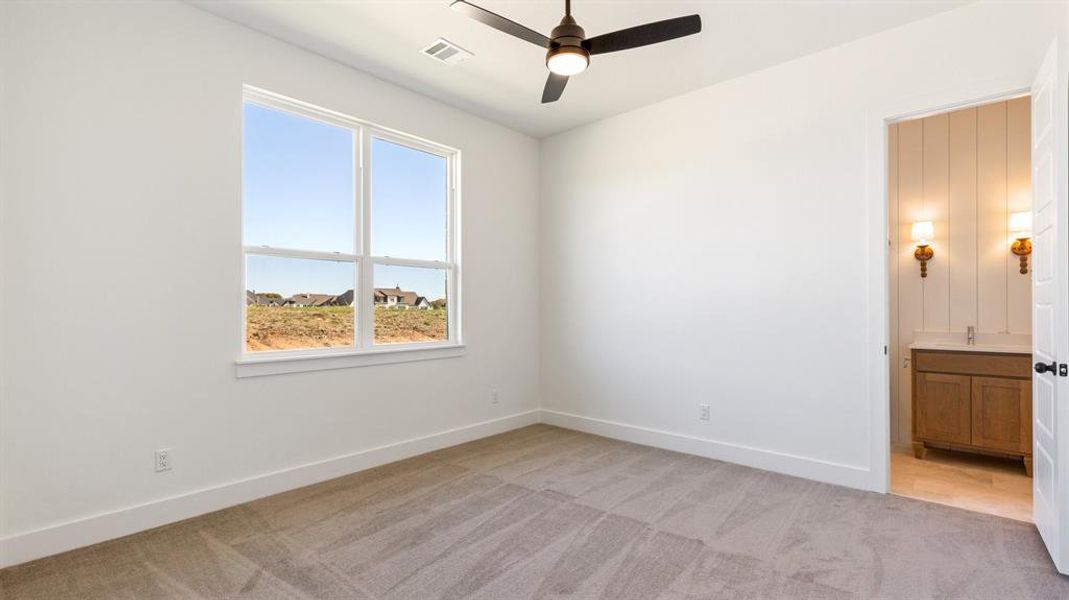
0,1 -> 539,565
539,1 -> 1065,489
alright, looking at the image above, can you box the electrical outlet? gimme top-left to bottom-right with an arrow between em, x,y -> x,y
490,389 -> 499,404
155,448 -> 172,472
699,404 -> 711,422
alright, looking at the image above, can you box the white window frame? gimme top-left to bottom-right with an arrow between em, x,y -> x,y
237,86 -> 463,377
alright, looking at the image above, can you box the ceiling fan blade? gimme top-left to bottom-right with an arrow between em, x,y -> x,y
584,15 -> 701,55
450,0 -> 550,48
542,73 -> 568,103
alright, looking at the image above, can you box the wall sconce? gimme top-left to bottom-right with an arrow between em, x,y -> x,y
1010,211 -> 1032,275
911,221 -> 934,278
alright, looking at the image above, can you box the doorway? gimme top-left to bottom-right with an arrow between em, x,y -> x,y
887,95 -> 1034,522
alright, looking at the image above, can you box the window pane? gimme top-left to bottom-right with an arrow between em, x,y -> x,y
243,103 -> 355,253
373,264 -> 447,344
246,255 -> 355,352
371,138 -> 447,261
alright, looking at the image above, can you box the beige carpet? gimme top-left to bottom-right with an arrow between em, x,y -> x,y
2,424 -> 1067,599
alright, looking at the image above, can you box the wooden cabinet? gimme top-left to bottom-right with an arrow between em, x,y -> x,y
912,349 -> 1032,476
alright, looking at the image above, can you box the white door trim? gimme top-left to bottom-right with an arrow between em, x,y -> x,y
865,77 -> 1034,494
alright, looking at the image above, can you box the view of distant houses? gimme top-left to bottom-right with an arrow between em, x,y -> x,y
246,286 -> 436,309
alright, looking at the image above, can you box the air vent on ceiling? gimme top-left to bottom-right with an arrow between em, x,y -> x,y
422,38 -> 473,66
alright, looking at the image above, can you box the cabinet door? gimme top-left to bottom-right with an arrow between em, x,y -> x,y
971,376 -> 1032,454
914,372 -> 972,445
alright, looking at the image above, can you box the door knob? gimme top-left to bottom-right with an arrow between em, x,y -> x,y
1035,361 -> 1057,374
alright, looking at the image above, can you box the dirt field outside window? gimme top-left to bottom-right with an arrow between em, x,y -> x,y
245,305 -> 447,351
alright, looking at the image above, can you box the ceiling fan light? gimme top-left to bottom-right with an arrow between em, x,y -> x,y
546,46 -> 589,76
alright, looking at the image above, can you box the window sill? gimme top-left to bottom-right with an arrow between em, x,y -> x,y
235,343 -> 466,378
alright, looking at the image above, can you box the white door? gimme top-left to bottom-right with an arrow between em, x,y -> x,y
1031,40 -> 1069,573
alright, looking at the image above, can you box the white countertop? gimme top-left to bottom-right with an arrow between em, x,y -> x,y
908,331 -> 1031,354
908,341 -> 1032,354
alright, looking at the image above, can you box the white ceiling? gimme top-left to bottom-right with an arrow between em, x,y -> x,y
190,0 -> 970,138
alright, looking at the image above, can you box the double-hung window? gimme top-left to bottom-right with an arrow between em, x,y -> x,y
240,87 -> 460,370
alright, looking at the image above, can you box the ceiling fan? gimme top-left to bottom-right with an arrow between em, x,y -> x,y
450,0 -> 701,103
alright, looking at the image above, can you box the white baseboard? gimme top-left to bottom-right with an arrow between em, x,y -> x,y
540,409 -> 872,491
0,410 -> 540,569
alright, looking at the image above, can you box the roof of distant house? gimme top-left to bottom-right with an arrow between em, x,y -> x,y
288,293 -> 335,306
373,286 -> 428,306
246,290 -> 285,305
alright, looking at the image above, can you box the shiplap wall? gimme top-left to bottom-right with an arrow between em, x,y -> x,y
888,97 -> 1032,444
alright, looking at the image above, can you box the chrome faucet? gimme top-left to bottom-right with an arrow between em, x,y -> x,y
967,326 -> 976,346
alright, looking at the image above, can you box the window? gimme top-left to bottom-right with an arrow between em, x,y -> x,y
241,88 -> 459,369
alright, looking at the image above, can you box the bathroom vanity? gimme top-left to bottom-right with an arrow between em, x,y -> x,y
909,340 -> 1033,476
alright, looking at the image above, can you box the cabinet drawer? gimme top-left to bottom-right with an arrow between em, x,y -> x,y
913,350 -> 1031,378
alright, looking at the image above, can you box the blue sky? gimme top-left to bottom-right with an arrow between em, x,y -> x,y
243,103 -> 447,300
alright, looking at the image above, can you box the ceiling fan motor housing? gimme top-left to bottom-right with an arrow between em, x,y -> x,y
547,15 -> 589,67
